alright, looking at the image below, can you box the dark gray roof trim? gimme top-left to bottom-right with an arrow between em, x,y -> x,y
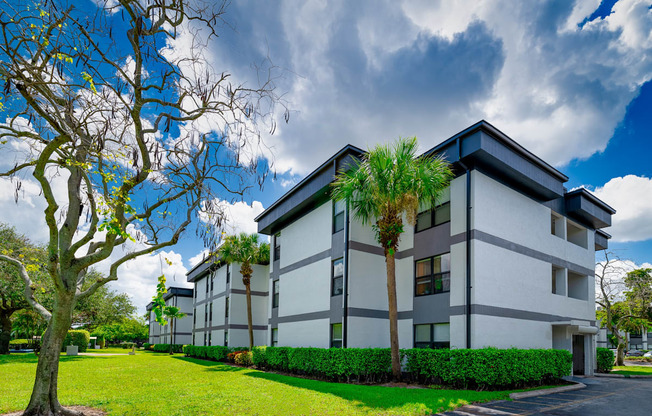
596,229 -> 612,239
256,144 -> 364,235
564,188 -> 615,229
163,287 -> 194,301
186,254 -> 224,283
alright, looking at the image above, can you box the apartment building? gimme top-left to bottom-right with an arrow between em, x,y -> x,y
186,255 -> 269,348
146,287 -> 194,345
254,120 -> 615,375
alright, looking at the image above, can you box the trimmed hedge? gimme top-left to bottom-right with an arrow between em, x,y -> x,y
152,343 -> 184,353
9,339 -> 30,349
403,348 -> 572,389
183,345 -> 229,361
597,348 -> 614,373
63,330 -> 90,352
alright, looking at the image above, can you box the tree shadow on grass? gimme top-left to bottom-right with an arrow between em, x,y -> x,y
243,371 -> 496,414
170,356 -> 247,372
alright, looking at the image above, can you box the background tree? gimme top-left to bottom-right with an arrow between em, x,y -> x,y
91,317 -> 148,345
0,1 -> 284,414
218,233 -> 270,350
595,252 -> 652,365
0,224 -> 48,354
73,274 -> 136,331
331,137 -> 452,380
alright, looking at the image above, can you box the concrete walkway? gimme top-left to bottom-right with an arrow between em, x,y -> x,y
438,377 -> 652,415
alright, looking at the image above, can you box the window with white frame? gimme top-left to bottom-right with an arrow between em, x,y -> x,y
332,258 -> 344,296
414,323 -> 450,349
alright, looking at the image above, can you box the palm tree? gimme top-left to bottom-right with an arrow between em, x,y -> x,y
331,137 -> 452,380
218,233 -> 270,350
163,306 -> 186,355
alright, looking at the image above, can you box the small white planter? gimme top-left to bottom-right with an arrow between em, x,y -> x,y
66,346 -> 79,356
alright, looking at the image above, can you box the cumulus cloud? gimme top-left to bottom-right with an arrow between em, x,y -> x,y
592,175 -> 652,243
185,0 -> 652,176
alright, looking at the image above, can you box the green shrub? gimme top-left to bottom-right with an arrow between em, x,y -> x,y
121,342 -> 136,349
596,348 -> 614,373
9,339 -> 29,349
403,348 -> 572,389
152,343 -> 184,353
235,351 -> 253,366
183,345 -> 229,361
252,346 -> 267,367
62,330 -> 90,352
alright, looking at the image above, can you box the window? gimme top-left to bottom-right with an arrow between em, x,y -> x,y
203,333 -> 207,346
272,328 -> 278,347
332,258 -> 344,296
210,274 -> 214,292
415,253 -> 450,296
204,305 -> 208,326
331,323 -> 343,348
415,188 -> 451,232
209,303 -> 213,326
205,277 -> 209,294
193,308 -> 196,326
272,280 -> 279,308
225,297 -> 229,319
567,220 -> 587,249
208,333 -> 212,346
274,233 -> 281,261
333,200 -> 345,233
224,330 -> 228,346
226,264 -> 230,284
193,334 -> 195,345
414,323 -> 450,349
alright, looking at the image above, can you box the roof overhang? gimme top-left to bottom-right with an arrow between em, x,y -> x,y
564,188 -> 616,229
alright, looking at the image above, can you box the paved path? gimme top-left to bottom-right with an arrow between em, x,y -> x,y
439,377 -> 652,415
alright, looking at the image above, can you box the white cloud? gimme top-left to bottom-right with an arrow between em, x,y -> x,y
592,175 -> 652,243
193,0 -> 652,176
199,199 -> 265,237
188,249 -> 210,270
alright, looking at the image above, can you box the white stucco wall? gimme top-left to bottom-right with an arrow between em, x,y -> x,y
280,201 -> 332,268
278,258 -> 330,316
278,319 -> 330,348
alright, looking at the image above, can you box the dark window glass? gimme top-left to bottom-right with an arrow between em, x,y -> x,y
224,331 -> 228,346
415,202 -> 451,232
333,200 -> 345,233
415,253 -> 450,296
203,333 -> 207,346
274,233 -> 281,261
209,303 -> 213,325
210,275 -> 214,291
226,264 -> 230,284
225,297 -> 229,319
205,278 -> 209,294
208,333 -> 212,346
331,323 -> 343,348
414,323 -> 450,349
332,258 -> 344,296
204,305 -> 208,325
272,280 -> 279,308
272,328 -> 278,347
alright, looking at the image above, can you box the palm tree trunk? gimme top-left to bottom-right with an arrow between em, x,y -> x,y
169,319 -> 174,355
385,252 -> 401,381
245,281 -> 254,350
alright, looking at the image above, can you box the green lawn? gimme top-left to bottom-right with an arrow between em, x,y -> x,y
612,365 -> 652,376
79,347 -> 140,354
0,353 -> 515,415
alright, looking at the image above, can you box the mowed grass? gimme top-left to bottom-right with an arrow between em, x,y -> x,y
79,347 -> 140,354
0,353 -> 513,415
612,365 -> 652,375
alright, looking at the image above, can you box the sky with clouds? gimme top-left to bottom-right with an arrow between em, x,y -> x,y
1,0 -> 652,313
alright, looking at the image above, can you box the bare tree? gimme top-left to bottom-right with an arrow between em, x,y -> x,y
0,1 -> 285,415
595,251 -> 634,366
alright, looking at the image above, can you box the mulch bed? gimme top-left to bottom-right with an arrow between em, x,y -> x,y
1,406 -> 107,416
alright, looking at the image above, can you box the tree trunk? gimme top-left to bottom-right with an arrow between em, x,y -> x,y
245,280 -> 254,351
615,331 -> 626,366
0,310 -> 13,355
385,252 -> 401,381
169,319 -> 174,355
23,293 -> 80,416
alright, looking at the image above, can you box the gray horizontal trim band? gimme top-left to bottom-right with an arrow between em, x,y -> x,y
173,332 -> 193,336
347,307 -> 413,320
451,229 -> 594,276
450,304 -> 595,325
193,324 -> 268,332
194,290 -> 227,306
277,249 -> 332,275
269,310 -> 331,325
348,241 -> 413,260
230,288 -> 269,297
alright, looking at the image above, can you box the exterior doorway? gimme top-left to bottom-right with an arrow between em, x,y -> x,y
572,335 -> 585,375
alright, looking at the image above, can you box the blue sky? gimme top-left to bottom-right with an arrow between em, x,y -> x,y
1,0 -> 651,311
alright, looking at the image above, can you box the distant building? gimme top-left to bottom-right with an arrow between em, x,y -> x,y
253,120 -> 615,376
186,256 -> 269,348
146,287 -> 194,345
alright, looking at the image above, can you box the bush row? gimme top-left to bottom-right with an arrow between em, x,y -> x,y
182,345 -> 250,361
402,348 -> 572,389
596,348 -> 614,373
62,330 -> 90,352
152,343 -> 184,353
